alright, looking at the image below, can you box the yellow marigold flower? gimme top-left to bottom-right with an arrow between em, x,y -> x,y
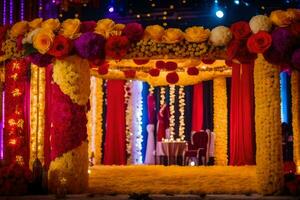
95,18 -> 115,38
60,19 -> 81,39
184,26 -> 210,43
10,21 -> 29,38
270,10 -> 294,27
33,29 -> 55,54
287,8 -> 300,21
162,28 -> 184,43
29,18 -> 43,29
144,25 -> 164,41
41,18 -> 60,32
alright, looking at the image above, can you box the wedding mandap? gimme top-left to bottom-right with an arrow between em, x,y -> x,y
0,7 -> 300,196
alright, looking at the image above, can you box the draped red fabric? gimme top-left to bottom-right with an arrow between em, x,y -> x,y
103,80 -> 126,165
192,83 -> 203,132
229,62 -> 255,166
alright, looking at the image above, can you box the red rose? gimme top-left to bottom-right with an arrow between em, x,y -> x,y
187,67 -> 199,75
166,72 -> 179,84
156,60 -> 165,69
80,21 -> 96,33
123,70 -> 136,78
201,59 -> 215,64
149,68 -> 160,76
98,62 -> 109,75
16,35 -> 24,52
226,39 -> 240,60
165,61 -> 177,71
48,35 -> 72,59
122,23 -> 144,43
247,31 -> 272,53
230,21 -> 251,40
290,22 -> 300,38
105,36 -> 130,60
133,59 -> 149,65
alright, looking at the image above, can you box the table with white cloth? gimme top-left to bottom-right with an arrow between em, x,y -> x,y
160,141 -> 187,165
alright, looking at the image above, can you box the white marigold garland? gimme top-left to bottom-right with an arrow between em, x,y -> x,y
131,80 -> 143,164
87,76 -> 103,165
254,54 -> 283,194
53,56 -> 90,106
178,86 -> 185,141
29,64 -> 45,169
125,81 -> 133,164
169,85 -> 176,140
213,77 -> 228,166
160,87 -> 166,107
291,70 -> 300,173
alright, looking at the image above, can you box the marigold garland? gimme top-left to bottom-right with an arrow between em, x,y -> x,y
169,85 -> 176,140
53,56 -> 90,106
254,54 -> 283,194
87,76 -> 103,165
48,141 -> 89,194
178,86 -> 185,141
213,77 -> 228,166
125,81 -> 133,163
29,64 -> 45,169
160,87 -> 166,107
291,70 -> 300,173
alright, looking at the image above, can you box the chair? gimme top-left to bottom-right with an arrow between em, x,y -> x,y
183,130 -> 208,166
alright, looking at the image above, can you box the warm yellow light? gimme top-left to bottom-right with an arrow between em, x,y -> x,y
163,11 -> 167,15
88,169 -> 91,174
170,5 -> 174,9
190,161 -> 195,166
137,14 -> 141,18
163,16 -> 167,20
151,3 -> 155,7
147,13 -> 151,17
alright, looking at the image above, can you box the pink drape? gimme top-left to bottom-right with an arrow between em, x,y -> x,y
229,62 -> 255,166
103,80 -> 126,165
192,83 -> 203,132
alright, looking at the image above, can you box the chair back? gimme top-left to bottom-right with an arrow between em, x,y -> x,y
192,130 -> 208,149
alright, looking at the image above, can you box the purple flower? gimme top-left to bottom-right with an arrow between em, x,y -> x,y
271,27 -> 295,54
74,32 -> 105,60
80,21 -> 96,33
122,23 -> 144,43
292,49 -> 300,70
30,53 -> 53,67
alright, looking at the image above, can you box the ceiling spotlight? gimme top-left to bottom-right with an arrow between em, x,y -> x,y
108,6 -> 114,13
234,0 -> 240,5
216,10 -> 224,18
214,0 -> 218,3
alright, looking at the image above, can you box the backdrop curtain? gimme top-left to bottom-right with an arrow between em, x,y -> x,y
203,80 -> 214,130
192,83 -> 203,132
184,86 -> 193,141
103,80 -> 126,165
229,62 -> 255,166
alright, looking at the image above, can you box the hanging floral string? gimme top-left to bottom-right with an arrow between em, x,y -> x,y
178,86 -> 185,141
159,87 -> 165,107
131,81 -> 143,164
125,80 -> 133,164
169,85 -> 176,140
29,64 -> 45,169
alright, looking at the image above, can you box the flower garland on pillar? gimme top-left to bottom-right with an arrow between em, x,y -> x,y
178,86 -> 185,141
213,77 -> 228,166
48,55 -> 90,193
169,85 -> 175,140
125,81 -> 133,164
254,54 -> 283,194
160,87 -> 166,107
4,59 -> 29,166
87,76 -> 103,165
29,64 -> 45,169
131,80 -> 143,164
291,70 -> 300,173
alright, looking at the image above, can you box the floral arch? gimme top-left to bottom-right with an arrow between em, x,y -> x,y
0,8 -> 300,195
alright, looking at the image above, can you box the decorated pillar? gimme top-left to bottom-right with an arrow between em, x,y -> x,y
213,77 -> 228,166
48,56 -> 90,193
291,70 -> 300,173
254,55 -> 283,194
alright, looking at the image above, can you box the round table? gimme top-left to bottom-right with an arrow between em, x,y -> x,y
160,141 -> 187,165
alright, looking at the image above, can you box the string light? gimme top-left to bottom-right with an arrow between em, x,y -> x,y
9,0 -> 13,24
147,13 -> 151,17
151,3 -> 156,7
163,22 -> 168,26
136,14 -> 140,18
170,5 -> 174,9
163,16 -> 167,20
178,86 -> 185,141
38,0 -> 43,18
163,11 -> 167,15
3,0 -> 6,25
169,85 -> 176,140
20,0 -> 25,20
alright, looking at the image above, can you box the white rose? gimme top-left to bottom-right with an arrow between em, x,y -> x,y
209,26 -> 232,47
249,15 -> 272,34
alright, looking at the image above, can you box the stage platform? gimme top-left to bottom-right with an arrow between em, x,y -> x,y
88,165 -> 257,195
